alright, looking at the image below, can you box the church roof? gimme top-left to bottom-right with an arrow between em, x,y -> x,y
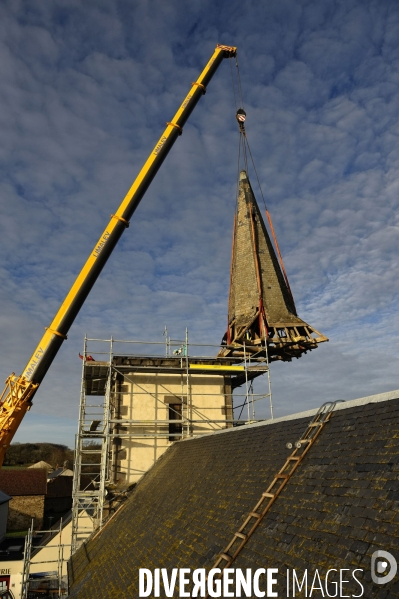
68,389 -> 399,598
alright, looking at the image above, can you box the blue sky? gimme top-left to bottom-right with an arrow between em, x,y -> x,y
1,0 -> 398,446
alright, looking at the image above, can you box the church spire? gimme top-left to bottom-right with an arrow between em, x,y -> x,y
220,171 -> 327,362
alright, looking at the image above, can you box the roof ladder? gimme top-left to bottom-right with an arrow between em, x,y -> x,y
206,400 -> 343,591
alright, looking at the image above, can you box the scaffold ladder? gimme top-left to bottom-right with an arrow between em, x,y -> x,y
21,520 -> 33,599
71,336 -> 112,553
207,401 -> 342,586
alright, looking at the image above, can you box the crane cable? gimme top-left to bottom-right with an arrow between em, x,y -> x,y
244,135 -> 296,313
230,55 -> 297,313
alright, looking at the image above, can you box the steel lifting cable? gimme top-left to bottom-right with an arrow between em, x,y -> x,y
236,133 -> 242,209
235,53 -> 245,111
229,58 -> 238,113
226,54 -> 246,350
241,131 -> 249,173
244,136 -> 297,312
230,54 -> 247,211
234,54 -> 249,174
230,55 -> 297,313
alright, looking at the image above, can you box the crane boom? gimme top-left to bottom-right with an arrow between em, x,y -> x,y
0,44 -> 237,466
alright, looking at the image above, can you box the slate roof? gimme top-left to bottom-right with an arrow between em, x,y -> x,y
68,390 -> 399,598
0,468 -> 47,496
0,490 -> 10,505
47,466 -> 73,480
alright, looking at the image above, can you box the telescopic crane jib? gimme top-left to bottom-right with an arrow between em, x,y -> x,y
0,44 -> 237,467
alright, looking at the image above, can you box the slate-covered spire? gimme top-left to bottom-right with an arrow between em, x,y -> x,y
220,171 -> 327,362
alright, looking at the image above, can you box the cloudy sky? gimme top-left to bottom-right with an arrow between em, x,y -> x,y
1,0 -> 398,447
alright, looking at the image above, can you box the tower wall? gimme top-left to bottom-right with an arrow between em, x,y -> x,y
111,369 -> 232,486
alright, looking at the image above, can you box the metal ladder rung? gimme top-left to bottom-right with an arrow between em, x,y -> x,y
287,457 -> 300,461
308,422 -> 322,427
262,492 -> 275,498
275,473 -> 289,479
234,532 -> 247,540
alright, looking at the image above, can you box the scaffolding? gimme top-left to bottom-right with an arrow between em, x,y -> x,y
71,330 -> 272,553
71,340 -> 113,554
21,518 -> 69,599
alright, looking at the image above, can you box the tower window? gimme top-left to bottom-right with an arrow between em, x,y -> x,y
169,403 -> 182,442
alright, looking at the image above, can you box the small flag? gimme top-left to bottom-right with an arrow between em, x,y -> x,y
79,353 -> 95,361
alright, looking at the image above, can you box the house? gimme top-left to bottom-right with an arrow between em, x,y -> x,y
68,389 -> 399,598
28,461 -> 54,474
47,467 -> 73,481
0,491 -> 10,542
0,469 -> 47,531
45,475 -> 73,528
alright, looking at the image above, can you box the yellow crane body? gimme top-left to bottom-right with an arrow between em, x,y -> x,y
0,44 -> 237,466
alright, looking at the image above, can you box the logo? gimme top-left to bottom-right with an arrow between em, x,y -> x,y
371,550 -> 397,584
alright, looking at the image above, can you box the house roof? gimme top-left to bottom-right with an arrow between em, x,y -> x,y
0,490 -> 10,505
0,469 -> 47,496
28,461 -> 54,472
47,467 -> 63,479
68,389 -> 399,599
59,468 -> 73,476
48,467 -> 73,480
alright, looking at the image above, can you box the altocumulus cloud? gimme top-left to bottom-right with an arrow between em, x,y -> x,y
0,0 -> 398,445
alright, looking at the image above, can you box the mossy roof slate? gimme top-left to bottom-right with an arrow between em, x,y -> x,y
68,392 -> 399,598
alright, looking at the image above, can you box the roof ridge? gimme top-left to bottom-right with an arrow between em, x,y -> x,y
180,388 -> 399,441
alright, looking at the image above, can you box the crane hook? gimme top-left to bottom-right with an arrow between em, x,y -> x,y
236,108 -> 246,133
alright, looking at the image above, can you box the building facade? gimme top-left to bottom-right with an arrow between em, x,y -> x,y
110,356 -> 234,485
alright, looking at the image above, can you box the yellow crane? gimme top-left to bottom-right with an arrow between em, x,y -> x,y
0,44 -> 237,467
